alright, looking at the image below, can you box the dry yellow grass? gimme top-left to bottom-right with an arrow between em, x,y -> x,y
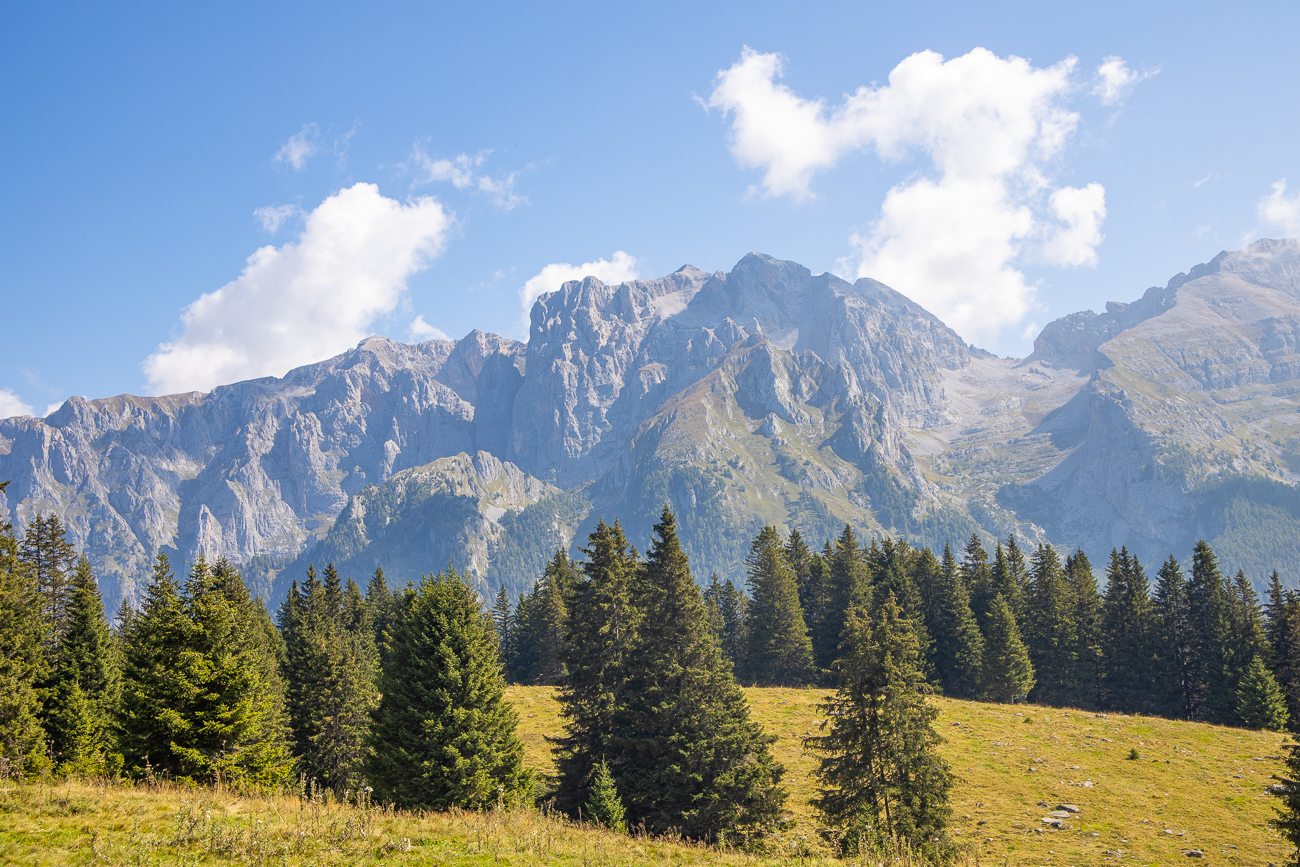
510,685 -> 1294,865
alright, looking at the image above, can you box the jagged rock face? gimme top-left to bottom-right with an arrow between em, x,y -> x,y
6,242 -> 1300,608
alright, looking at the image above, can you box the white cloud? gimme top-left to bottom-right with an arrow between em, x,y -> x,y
518,252 -> 639,332
1092,56 -> 1153,106
144,182 -> 452,394
407,315 -> 450,343
407,145 -> 524,210
708,46 -> 1106,343
274,124 -> 321,171
44,401 -> 65,416
0,388 -> 34,419
253,204 -> 301,233
1259,179 -> 1300,238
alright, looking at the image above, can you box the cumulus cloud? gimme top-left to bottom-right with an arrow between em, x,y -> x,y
1259,179 -> 1300,238
518,252 -> 639,332
1092,56 -> 1154,106
274,124 -> 321,170
253,204 -> 302,234
144,183 -> 452,395
707,47 -> 1110,343
407,315 -> 450,343
407,145 -> 524,209
0,388 -> 33,419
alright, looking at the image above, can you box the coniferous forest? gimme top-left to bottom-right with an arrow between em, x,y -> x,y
6,477 -> 1300,860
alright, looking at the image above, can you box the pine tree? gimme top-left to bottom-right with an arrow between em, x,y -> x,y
785,529 -> 814,612
369,568 -> 529,809
1271,736 -> 1300,862
806,596 -> 954,859
1266,573 -> 1300,728
0,481 -> 48,775
961,535 -> 995,632
611,507 -> 785,841
1100,548 -> 1160,714
552,520 -> 640,815
1153,556 -> 1194,719
1236,655 -> 1289,731
926,543 -> 984,699
1065,550 -> 1104,711
365,567 -> 394,664
44,556 -> 120,774
585,760 -> 627,832
743,526 -> 815,686
717,577 -> 747,672
981,595 -> 1034,703
1228,569 -> 1268,687
18,513 -> 78,652
1024,544 -> 1078,707
491,585 -> 512,661
809,526 -> 871,674
1187,541 -> 1237,723
870,539 -> 934,678
994,536 -> 1029,623
509,550 -> 572,685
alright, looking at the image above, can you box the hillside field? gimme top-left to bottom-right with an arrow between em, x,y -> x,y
0,687 -> 1291,866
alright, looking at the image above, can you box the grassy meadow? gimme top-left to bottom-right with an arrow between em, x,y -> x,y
0,686 -> 1291,866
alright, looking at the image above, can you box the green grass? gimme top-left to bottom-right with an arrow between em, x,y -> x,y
0,688 -> 1291,865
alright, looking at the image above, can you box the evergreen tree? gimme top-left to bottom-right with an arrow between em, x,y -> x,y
365,567 -> 394,665
118,555 -> 292,787
702,572 -> 727,639
806,596 -> 953,859
1265,573 -> 1300,728
1100,548 -> 1160,714
1153,556 -> 1195,719
509,550 -> 572,685
18,513 -> 78,652
1186,541 -> 1237,723
743,526 -> 815,686
993,536 -> 1029,623
1271,735 -> 1300,862
961,535 -> 995,632
0,481 -> 48,775
981,595 -> 1034,703
585,760 -> 627,832
1065,550 -> 1104,711
717,577 -> 747,672
491,585 -> 512,661
552,520 -> 640,815
369,568 -> 529,809
870,540 -> 934,677
926,543 -> 984,699
809,526 -> 871,674
1236,655 -> 1289,731
44,556 -> 120,774
1024,544 -> 1078,707
1228,569 -> 1268,685
612,507 -> 785,841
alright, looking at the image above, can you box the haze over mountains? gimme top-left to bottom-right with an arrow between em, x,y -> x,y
4,239 -> 1300,614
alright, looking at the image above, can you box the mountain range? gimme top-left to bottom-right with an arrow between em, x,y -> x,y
4,238 -> 1300,614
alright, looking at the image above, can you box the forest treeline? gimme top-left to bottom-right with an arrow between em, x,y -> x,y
504,524 -> 1297,732
2,478 -> 1298,859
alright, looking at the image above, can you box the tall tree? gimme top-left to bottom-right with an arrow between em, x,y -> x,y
44,556 -> 120,774
510,550 -> 573,685
1273,736 -> 1300,865
365,567 -> 394,665
993,536 -> 1029,623
18,513 -> 78,652
1100,548 -> 1160,714
369,568 -> 529,809
552,520 -> 641,815
1024,544 -> 1078,707
0,481 -> 48,775
611,507 -> 786,841
961,535 -> 995,632
1153,556 -> 1195,719
981,595 -> 1034,703
870,540 -> 934,677
806,596 -> 954,859
491,585 -> 512,662
1264,572 -> 1300,726
1065,550 -> 1104,711
1186,541 -> 1237,723
925,543 -> 984,699
743,526 -> 815,686
810,526 -> 869,674
785,529 -> 815,612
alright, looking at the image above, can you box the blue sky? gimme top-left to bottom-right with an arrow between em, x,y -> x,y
3,1 -> 1299,415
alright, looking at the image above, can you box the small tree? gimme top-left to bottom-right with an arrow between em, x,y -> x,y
586,760 -> 627,832
807,596 -> 953,859
982,595 -> 1034,703
1272,739 -> 1300,865
1237,655 -> 1290,732
369,568 -> 530,809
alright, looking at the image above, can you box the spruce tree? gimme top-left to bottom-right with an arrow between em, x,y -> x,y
611,508 -> 785,841
1024,544 -> 1078,707
44,556 -> 120,774
1265,573 -> 1300,727
18,513 -> 78,652
743,526 -> 815,686
807,596 -> 953,859
927,543 -> 984,699
809,526 -> 871,674
491,585 -> 512,660
369,568 -> 529,809
961,535 -> 995,632
785,529 -> 815,612
586,760 -> 627,832
717,577 -> 747,672
870,539 -> 934,677
552,520 -> 640,815
509,550 -> 573,685
0,481 -> 48,775
981,595 -> 1034,703
1271,735 -> 1300,862
365,567 -> 394,664
1100,548 -> 1160,714
993,536 -> 1029,623
1065,550 -> 1104,710
1236,655 -> 1289,731
1154,555 -> 1195,719
1228,569 -> 1268,686
1187,541 -> 1237,723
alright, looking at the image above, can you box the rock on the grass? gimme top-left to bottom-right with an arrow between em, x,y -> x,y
1041,817 -> 1064,828
1184,849 -> 1204,858
1056,804 -> 1080,813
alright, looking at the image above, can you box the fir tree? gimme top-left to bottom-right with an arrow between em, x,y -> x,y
369,568 -> 529,809
809,526 -> 871,674
1236,655 -> 1290,731
1024,544 -> 1078,707
806,596 -> 954,859
365,567 -> 394,665
785,529 -> 814,612
0,481 -> 48,775
1228,569 -> 1268,685
981,595 -> 1034,703
1100,548 -> 1160,714
44,556 -> 120,774
716,576 -> 747,672
612,507 -> 786,840
993,536 -> 1029,623
509,550 -> 572,685
1187,541 -> 1237,723
743,526 -> 815,686
961,535 -> 995,632
18,512 -> 78,652
926,543 -> 984,699
1065,550 -> 1104,711
870,539 -> 934,677
1153,555 -> 1194,719
585,760 -> 627,832
491,585 -> 512,661
1265,573 -> 1300,727
552,520 -> 640,816
1271,736 -> 1300,862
